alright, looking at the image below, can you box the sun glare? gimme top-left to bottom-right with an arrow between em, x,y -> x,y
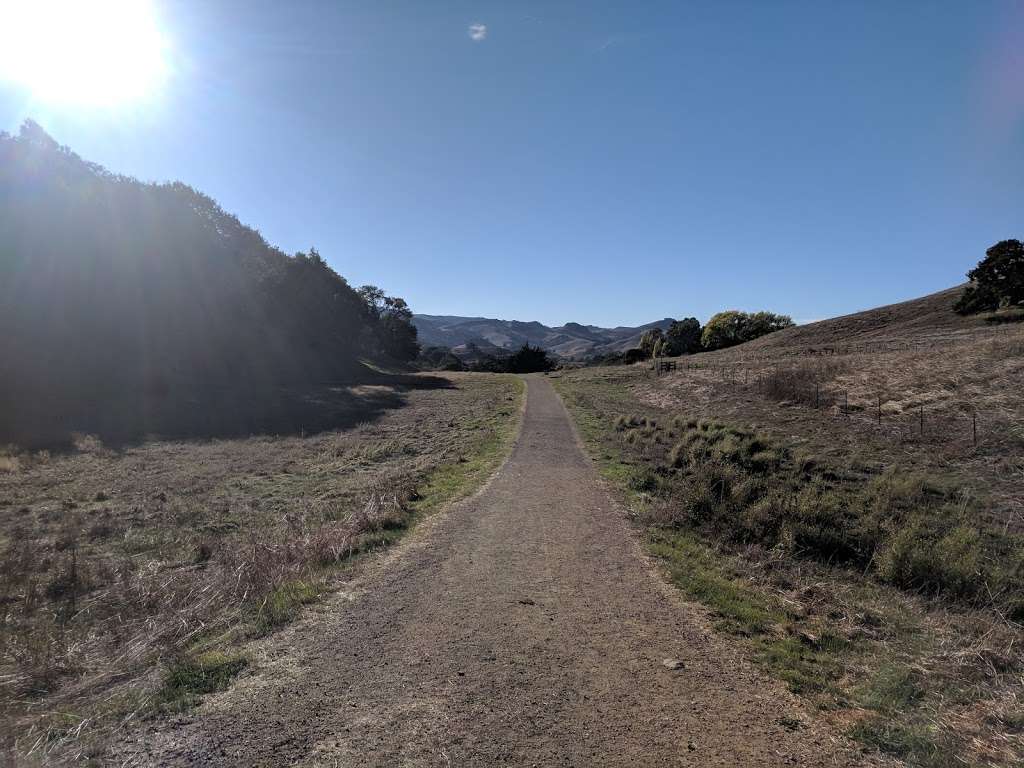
0,0 -> 169,106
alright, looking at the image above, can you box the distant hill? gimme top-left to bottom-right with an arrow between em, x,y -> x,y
414,315 -> 675,359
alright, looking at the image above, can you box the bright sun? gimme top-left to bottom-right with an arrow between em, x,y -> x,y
0,0 -> 168,106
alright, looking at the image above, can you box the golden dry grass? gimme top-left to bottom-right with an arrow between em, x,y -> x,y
639,319 -> 1024,532
553,287 -> 1024,766
0,373 -> 522,762
555,367 -> 1024,767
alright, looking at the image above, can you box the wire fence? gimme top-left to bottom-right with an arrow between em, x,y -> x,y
694,324 -> 1024,362
657,360 -> 1010,452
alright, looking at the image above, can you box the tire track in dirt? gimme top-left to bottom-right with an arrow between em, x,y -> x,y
112,376 -> 884,767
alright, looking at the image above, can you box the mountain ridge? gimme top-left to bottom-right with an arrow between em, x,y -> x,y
413,314 -> 675,359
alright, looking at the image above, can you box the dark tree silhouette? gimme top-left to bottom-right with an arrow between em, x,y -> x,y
954,239 -> 1024,315
358,285 -> 420,361
0,121 -> 418,444
663,317 -> 702,355
504,343 -> 554,373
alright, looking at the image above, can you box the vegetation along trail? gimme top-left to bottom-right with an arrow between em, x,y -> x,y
114,377 -> 883,767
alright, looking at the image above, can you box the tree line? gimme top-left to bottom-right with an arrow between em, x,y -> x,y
0,121 -> 419,443
419,342 -> 554,373
631,311 -> 794,361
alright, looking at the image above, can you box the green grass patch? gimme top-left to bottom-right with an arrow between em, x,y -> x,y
647,529 -> 853,698
254,579 -> 320,634
859,664 -> 924,714
410,376 -> 524,516
849,718 -> 948,767
156,651 -> 248,713
647,529 -> 777,634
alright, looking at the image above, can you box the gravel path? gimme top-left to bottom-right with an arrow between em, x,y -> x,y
112,376 -> 881,767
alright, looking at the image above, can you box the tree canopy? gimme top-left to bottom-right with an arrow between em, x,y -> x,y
0,121 -> 418,443
663,317 -> 702,355
701,310 -> 794,351
954,239 -> 1024,315
638,328 -> 665,358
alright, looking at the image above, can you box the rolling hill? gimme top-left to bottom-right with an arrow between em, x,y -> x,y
413,315 -> 675,359
719,285 -> 981,356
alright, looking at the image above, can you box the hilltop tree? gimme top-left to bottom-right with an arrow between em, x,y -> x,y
701,311 -> 746,351
701,310 -> 793,351
663,317 -> 702,355
745,311 -> 795,339
638,328 -> 665,358
954,239 -> 1024,315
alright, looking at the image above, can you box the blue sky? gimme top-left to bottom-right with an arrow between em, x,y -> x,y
1,1 -> 1021,326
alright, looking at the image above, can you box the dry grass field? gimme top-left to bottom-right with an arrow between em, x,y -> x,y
552,288 -> 1024,767
0,372 -> 523,763
649,288 -> 1024,531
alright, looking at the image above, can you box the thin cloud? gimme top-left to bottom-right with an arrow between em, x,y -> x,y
468,23 -> 487,42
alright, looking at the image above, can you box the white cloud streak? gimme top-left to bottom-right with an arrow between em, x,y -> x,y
468,23 -> 487,42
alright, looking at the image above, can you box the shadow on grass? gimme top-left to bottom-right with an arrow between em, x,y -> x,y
1,366 -> 455,449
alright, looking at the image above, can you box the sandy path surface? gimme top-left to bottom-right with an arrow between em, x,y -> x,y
112,377 -> 881,767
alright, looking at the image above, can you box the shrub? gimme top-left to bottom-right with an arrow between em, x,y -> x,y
740,493 -> 785,543
787,489 -> 872,564
628,469 -> 660,494
878,523 -> 982,598
749,450 -> 782,473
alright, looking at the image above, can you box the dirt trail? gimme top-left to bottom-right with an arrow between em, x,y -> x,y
113,377 -> 882,767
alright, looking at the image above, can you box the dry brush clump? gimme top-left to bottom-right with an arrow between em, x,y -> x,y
578,389 -> 1024,765
636,323 -> 1024,535
615,412 -> 1024,619
0,478 -> 416,759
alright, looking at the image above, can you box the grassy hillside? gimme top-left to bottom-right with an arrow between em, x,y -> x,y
0,121 -> 416,448
553,286 -> 1024,767
732,286 -> 981,353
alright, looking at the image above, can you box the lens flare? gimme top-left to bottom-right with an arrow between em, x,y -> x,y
0,0 -> 169,106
